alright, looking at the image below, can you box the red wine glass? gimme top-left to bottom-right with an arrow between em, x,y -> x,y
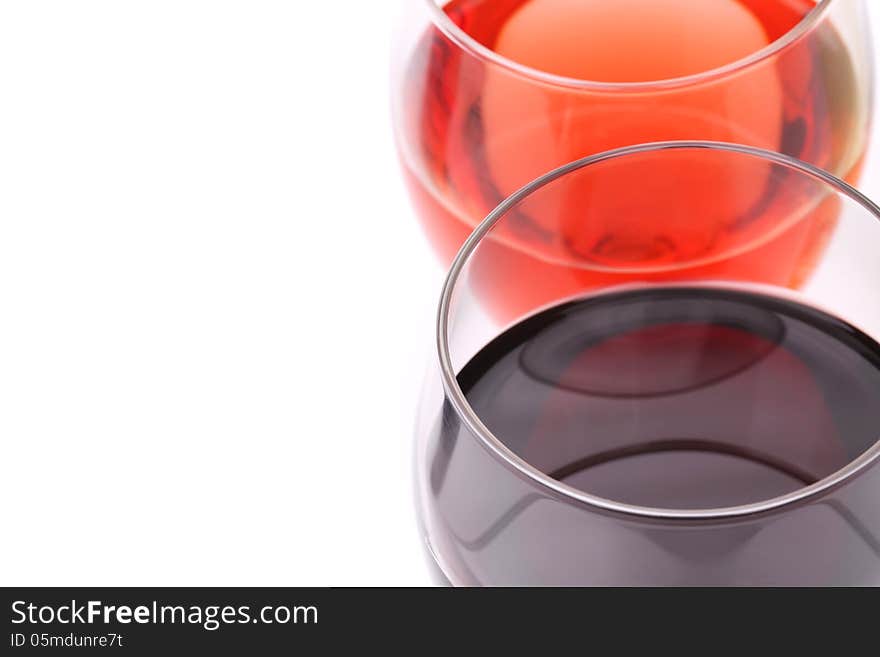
417,142 -> 880,586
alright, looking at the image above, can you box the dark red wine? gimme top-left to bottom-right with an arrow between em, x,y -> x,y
458,287 -> 880,509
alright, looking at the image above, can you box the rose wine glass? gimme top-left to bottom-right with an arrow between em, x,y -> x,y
418,142 -> 880,586
392,0 -> 874,312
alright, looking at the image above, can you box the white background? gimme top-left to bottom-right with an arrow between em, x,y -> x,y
0,2 -> 878,586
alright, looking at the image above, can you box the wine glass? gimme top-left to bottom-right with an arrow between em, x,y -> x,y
392,0 -> 874,270
417,142 -> 880,586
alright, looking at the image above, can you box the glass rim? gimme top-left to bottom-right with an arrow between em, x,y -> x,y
424,0 -> 834,91
436,140 -> 880,521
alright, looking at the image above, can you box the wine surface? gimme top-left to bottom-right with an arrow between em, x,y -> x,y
457,287 -> 880,509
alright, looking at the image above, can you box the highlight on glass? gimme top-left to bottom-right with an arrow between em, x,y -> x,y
416,142 -> 880,586
392,0 -> 874,264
